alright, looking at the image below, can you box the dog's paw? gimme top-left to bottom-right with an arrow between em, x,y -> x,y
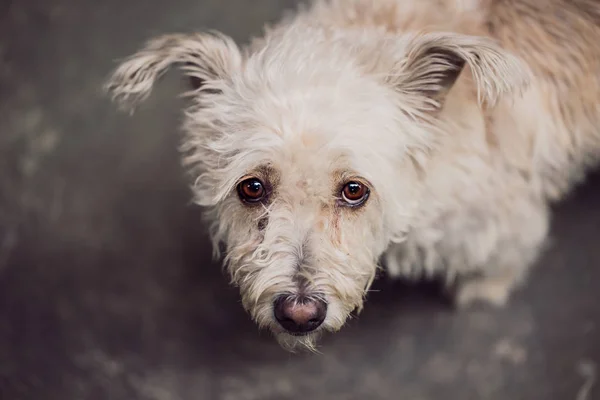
453,277 -> 513,308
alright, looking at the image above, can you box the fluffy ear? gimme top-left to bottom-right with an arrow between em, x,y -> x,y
104,31 -> 242,112
387,32 -> 531,117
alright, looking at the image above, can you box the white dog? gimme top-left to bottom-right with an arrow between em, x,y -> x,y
105,0 -> 600,351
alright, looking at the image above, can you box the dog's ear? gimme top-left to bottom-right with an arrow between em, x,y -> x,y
105,32 -> 242,112
386,32 -> 530,117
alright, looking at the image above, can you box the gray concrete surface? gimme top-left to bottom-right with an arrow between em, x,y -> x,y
0,0 -> 599,399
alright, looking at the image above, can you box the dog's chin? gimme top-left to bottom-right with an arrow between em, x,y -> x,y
274,330 -> 324,353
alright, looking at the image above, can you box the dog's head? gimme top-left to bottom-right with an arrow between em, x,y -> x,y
105,26 -> 528,351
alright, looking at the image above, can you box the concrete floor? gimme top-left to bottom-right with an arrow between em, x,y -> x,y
1,0 -> 599,399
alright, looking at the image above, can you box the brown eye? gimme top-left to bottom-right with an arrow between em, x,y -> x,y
237,178 -> 266,203
341,181 -> 369,206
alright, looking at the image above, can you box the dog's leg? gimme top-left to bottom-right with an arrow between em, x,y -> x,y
447,201 -> 550,308
451,270 -> 522,308
385,196 -> 550,308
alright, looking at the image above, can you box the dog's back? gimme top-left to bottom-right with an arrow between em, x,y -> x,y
487,0 -> 600,199
277,0 -> 600,201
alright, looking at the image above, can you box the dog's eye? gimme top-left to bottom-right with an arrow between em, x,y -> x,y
237,178 -> 266,203
341,181 -> 369,206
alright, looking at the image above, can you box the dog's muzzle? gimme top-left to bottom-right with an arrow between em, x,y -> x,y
273,295 -> 327,335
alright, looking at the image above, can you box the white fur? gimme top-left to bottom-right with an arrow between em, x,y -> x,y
105,0 -> 600,351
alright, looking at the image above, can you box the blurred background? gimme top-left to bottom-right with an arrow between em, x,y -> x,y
0,0 -> 599,399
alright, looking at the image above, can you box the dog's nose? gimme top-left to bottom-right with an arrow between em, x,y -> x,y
273,296 -> 327,334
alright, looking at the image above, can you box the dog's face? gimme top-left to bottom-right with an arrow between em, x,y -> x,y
106,25 -> 528,350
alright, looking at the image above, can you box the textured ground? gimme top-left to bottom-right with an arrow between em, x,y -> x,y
0,1 -> 599,399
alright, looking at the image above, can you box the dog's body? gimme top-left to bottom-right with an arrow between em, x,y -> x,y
106,0 -> 600,350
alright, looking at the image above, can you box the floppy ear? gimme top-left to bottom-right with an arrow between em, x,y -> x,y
104,31 -> 242,112
386,32 -> 530,117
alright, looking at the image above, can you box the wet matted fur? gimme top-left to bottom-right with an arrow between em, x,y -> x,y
105,0 -> 600,351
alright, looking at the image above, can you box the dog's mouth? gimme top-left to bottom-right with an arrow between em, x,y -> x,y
269,320 -> 325,336
273,328 -> 324,352
285,328 -> 322,337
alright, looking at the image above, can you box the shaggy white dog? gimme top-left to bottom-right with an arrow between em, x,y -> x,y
105,0 -> 600,351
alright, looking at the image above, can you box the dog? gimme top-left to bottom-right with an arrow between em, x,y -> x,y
105,0 -> 600,351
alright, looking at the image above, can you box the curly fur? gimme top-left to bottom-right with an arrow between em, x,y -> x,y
104,0 -> 600,351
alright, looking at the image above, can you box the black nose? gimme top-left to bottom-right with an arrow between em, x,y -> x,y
273,296 -> 327,334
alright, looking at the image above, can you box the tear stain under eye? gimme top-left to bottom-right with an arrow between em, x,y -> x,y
257,217 -> 268,231
318,204 -> 341,246
330,207 -> 342,247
